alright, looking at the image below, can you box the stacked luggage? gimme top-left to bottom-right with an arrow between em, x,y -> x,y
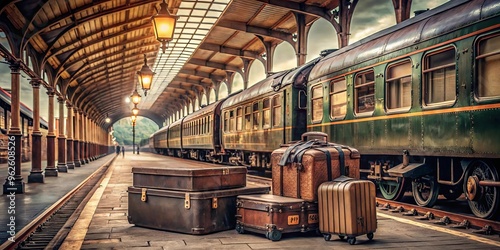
235,132 -> 376,244
127,161 -> 270,235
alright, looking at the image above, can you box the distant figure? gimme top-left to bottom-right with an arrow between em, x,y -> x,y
116,145 -> 121,155
137,145 -> 140,155
122,146 -> 125,158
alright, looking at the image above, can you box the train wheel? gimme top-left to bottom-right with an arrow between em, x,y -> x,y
378,177 -> 407,201
442,185 -> 463,200
412,175 -> 439,207
463,160 -> 499,219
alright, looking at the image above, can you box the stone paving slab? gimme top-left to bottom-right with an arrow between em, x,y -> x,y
62,153 -> 500,250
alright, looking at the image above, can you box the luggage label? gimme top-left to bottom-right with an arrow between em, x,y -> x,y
308,213 -> 319,224
287,215 -> 299,225
141,188 -> 147,202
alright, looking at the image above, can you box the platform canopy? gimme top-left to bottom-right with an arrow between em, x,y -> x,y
0,0 -> 339,127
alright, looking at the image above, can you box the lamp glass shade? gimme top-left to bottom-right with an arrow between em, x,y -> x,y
131,89 -> 141,105
131,115 -> 137,123
132,107 -> 139,116
152,15 -> 177,41
105,117 -> 111,123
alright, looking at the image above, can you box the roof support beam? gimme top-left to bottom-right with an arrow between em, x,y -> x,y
188,58 -> 243,75
217,20 -> 294,45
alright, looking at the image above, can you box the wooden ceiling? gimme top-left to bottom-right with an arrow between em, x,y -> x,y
0,0 -> 339,127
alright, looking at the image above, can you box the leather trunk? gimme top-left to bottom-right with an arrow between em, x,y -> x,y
127,184 -> 270,234
318,176 -> 377,243
235,194 -> 318,241
271,144 -> 360,201
132,163 -> 247,191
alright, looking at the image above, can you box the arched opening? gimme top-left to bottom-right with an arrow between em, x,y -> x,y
209,88 -> 216,103
248,60 -> 265,88
112,116 -> 159,149
273,42 -> 296,72
350,0 -> 396,44
232,73 -> 244,92
201,93 -> 208,106
307,19 -> 337,62
0,29 -> 12,54
219,82 -> 228,99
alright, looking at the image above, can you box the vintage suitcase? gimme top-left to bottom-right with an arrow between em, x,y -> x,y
235,194 -> 318,241
132,163 -> 247,191
271,132 -> 360,201
127,184 -> 270,234
318,176 -> 377,245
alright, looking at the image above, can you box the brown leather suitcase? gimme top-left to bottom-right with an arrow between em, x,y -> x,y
127,184 -> 269,234
318,176 -> 377,245
271,132 -> 360,201
235,194 -> 318,241
132,162 -> 247,191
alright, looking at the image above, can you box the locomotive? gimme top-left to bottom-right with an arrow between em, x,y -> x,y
150,0 -> 500,219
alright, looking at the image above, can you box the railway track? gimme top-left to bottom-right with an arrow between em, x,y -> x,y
247,174 -> 500,237
0,157 -> 116,250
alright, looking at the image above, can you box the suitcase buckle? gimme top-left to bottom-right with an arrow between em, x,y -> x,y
185,193 -> 191,209
141,188 -> 147,202
212,197 -> 218,209
222,168 -> 230,175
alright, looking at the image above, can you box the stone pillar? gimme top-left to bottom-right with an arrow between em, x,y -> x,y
66,103 -> 74,169
57,97 -> 67,172
28,79 -> 44,183
45,88 -> 58,176
84,116 -> 89,163
80,112 -> 86,165
3,60 -> 25,194
73,108 -> 80,167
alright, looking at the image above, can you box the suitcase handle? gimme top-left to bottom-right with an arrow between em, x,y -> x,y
301,132 -> 328,142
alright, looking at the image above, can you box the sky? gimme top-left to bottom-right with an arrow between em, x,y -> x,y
0,0 -> 448,122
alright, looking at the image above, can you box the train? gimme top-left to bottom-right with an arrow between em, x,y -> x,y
150,0 -> 500,220
0,87 -> 48,163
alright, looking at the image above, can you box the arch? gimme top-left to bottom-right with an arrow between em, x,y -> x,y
248,60 -> 266,88
307,19 -> 338,62
272,42 -> 296,72
219,82 -> 228,99
201,94 -> 208,106
350,0 -> 396,44
0,28 -> 12,54
194,97 -> 200,111
209,89 -> 216,104
232,72 -> 244,92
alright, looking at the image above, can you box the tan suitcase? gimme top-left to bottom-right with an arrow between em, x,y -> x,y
271,132 -> 360,201
318,176 -> 377,245
235,194 -> 318,241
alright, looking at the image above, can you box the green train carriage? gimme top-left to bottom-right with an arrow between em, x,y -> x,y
306,0 -> 500,219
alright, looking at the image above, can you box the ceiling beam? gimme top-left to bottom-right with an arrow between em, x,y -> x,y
255,0 -> 333,20
188,58 -> 242,75
217,20 -> 294,45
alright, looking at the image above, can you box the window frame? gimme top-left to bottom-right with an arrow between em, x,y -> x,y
272,94 -> 281,127
329,77 -> 347,120
236,107 -> 243,131
252,102 -> 260,130
475,32 -> 500,102
310,84 -> 323,123
262,97 -> 271,129
385,59 -> 413,113
354,69 -> 375,116
422,46 -> 457,108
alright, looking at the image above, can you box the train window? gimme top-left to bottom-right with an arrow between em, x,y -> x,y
476,34 -> 500,99
0,106 -> 4,129
236,107 -> 243,131
386,60 -> 412,111
263,98 -> 271,129
223,111 -> 229,132
311,85 -> 323,123
329,78 -> 347,119
423,47 -> 456,105
272,95 -> 281,126
229,110 -> 235,132
355,70 -> 375,114
244,106 -> 251,131
252,102 -> 260,130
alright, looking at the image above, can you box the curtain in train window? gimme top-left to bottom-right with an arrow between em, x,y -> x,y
386,60 -> 412,110
229,110 -> 235,132
0,107 -> 4,130
330,78 -> 347,119
423,48 -> 456,105
223,111 -> 229,132
236,107 -> 243,131
272,95 -> 281,126
311,85 -> 323,122
252,102 -> 260,130
477,34 -> 500,99
262,98 -> 271,129
244,106 -> 251,131
355,70 -> 375,114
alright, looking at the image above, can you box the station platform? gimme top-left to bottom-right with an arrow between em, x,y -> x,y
2,153 -> 500,249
